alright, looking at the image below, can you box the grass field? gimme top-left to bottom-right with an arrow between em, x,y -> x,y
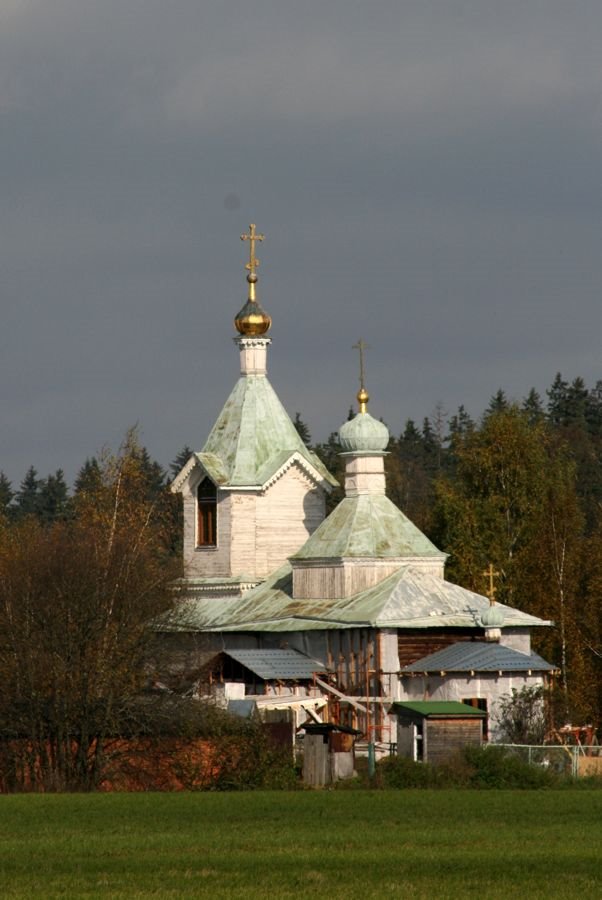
0,790 -> 600,898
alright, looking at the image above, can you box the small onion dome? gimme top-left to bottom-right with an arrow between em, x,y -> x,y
481,604 -> 505,629
339,412 -> 389,453
234,272 -> 271,335
234,298 -> 271,335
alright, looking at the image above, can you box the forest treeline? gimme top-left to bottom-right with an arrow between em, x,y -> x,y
1,374 -> 601,729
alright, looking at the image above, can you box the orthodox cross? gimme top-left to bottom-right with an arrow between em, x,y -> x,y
352,339 -> 370,389
483,563 -> 500,603
240,223 -> 265,277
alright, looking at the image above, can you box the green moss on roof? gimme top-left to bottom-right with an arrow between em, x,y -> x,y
202,376 -> 336,487
291,494 -> 445,560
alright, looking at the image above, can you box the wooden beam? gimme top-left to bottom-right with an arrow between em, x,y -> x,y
315,677 -> 368,713
302,705 -> 323,724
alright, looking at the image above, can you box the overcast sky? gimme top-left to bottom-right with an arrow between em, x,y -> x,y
2,1 -> 602,486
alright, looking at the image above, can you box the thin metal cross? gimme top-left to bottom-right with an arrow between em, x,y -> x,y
240,223 -> 265,277
482,563 -> 500,602
352,339 -> 370,389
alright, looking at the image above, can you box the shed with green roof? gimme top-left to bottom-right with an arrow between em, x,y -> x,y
391,700 -> 487,765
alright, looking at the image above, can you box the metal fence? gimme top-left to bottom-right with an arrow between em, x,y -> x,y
490,743 -> 602,778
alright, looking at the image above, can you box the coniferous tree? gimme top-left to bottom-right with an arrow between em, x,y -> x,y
170,445 -> 194,479
0,473 -> 14,518
421,417 -> 440,476
547,372 -> 570,426
15,466 -> 40,519
485,389 -> 509,416
37,470 -> 70,524
74,458 -> 102,495
586,380 -> 602,437
385,420 -> 434,532
129,444 -> 167,502
448,404 -> 474,439
313,431 -> 344,513
565,377 -> 589,426
522,388 -> 544,425
293,413 -> 312,447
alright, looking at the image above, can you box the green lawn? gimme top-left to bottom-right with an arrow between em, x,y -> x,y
0,791 -> 600,898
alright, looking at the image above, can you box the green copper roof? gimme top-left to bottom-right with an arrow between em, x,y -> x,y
201,375 -> 336,487
159,562 -> 552,633
192,453 -> 230,486
339,412 -> 389,452
291,494 -> 445,560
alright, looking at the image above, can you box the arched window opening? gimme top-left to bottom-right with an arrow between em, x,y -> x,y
197,478 -> 217,547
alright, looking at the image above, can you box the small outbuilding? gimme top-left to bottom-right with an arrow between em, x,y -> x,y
391,701 -> 487,766
300,722 -> 362,787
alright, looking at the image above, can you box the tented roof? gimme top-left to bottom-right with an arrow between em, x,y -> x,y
186,375 -> 336,488
291,494 -> 445,560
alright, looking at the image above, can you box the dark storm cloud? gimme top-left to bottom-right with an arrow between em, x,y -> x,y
1,1 -> 602,484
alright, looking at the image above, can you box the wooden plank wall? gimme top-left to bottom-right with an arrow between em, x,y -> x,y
425,719 -> 482,766
398,630 -> 479,667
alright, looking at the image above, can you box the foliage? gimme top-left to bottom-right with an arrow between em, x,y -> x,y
209,727 -> 297,791
0,434 -> 180,791
460,745 -> 558,789
169,445 -> 194,479
375,754 -> 439,788
293,412 -> 312,447
375,744 -> 559,790
0,473 -> 14,516
495,686 -> 547,745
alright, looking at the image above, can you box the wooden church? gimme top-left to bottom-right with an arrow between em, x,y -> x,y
161,224 -> 555,751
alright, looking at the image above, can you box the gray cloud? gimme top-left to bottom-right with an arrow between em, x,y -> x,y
1,1 -> 602,485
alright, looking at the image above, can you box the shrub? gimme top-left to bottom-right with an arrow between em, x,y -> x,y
495,686 -> 547,744
375,755 -> 439,789
462,745 -> 558,789
209,726 -> 298,791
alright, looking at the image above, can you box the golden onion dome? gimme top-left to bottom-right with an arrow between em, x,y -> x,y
234,274 -> 272,335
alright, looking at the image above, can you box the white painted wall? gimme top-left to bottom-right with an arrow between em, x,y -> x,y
399,671 -> 548,742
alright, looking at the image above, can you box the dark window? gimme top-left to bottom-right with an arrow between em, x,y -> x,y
464,698 -> 488,740
197,479 -> 217,547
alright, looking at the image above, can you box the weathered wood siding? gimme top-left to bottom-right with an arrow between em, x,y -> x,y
229,492 -> 258,575
181,463 -> 325,580
183,490 -> 233,578
397,630 -> 478,667
425,719 -> 482,765
303,733 -> 330,787
257,467 -> 325,576
292,560 -> 403,600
